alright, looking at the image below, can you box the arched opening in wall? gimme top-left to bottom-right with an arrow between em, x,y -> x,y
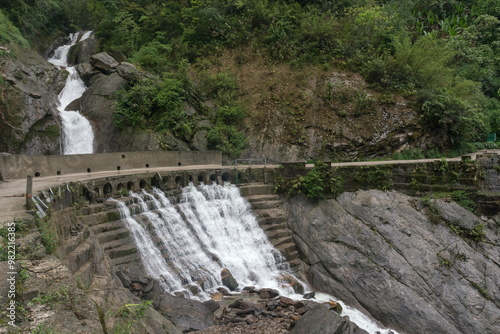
178,162 -> 182,166
127,181 -> 135,191
210,174 -> 217,183
87,168 -> 92,173
188,175 -> 193,183
198,174 -> 204,183
145,164 -> 150,168
35,172 -> 41,177
175,176 -> 182,185
56,171 -> 61,175
163,176 -> 170,186
117,166 -> 121,170
103,183 -> 112,196
117,183 -> 123,192
139,179 -> 147,189
122,154 -> 126,159
221,172 -> 231,183
151,177 -> 160,188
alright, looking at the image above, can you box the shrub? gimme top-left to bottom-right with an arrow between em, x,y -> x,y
207,124 -> 245,159
115,77 -> 186,134
0,9 -> 29,47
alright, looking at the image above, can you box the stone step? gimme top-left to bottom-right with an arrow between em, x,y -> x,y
276,242 -> 297,256
253,208 -> 288,219
285,250 -> 300,261
256,216 -> 287,226
288,258 -> 302,271
245,194 -> 281,203
65,239 -> 94,274
97,227 -> 130,244
107,244 -> 138,259
250,200 -> 283,210
73,261 -> 94,287
111,253 -> 141,267
100,236 -> 131,252
271,236 -> 294,248
265,229 -> 292,241
238,183 -> 274,196
80,210 -> 122,227
91,221 -> 126,236
261,223 -> 286,232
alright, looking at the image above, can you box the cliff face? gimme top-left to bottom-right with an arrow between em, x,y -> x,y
284,190 -> 500,334
0,47 -> 65,155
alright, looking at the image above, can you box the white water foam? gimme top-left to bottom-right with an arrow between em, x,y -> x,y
110,183 -> 402,334
48,31 -> 94,154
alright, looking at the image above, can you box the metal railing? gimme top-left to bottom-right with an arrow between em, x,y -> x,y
230,157 -> 281,167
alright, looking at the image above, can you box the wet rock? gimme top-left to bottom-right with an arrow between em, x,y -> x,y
303,292 -> 316,299
76,63 -> 100,86
290,303 -> 368,334
221,268 -> 239,291
217,287 -> 231,296
259,288 -> 280,299
68,35 -> 97,65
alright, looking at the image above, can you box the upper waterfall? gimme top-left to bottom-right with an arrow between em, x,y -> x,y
48,31 -> 94,155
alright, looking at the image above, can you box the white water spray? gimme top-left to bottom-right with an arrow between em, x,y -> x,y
48,31 -> 94,155
109,183 -> 401,334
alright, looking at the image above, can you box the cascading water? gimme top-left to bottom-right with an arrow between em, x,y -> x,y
48,31 -> 94,155
108,183 -> 400,334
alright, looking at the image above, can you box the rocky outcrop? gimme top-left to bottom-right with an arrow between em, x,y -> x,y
284,190 -> 500,334
0,48 -> 64,154
290,303 -> 368,334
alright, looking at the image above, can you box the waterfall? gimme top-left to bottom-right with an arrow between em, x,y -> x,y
48,31 -> 94,155
108,183 -> 400,334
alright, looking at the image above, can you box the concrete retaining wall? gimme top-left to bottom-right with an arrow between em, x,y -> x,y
0,151 -> 222,180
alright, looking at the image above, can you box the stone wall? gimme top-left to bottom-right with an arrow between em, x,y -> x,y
0,151 -> 222,180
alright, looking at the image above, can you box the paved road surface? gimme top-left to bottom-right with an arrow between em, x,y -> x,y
1,150 -> 497,224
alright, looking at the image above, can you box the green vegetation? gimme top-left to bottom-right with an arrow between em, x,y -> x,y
275,161 -> 344,199
0,9 -> 29,48
36,217 -> 58,255
1,0 -> 499,156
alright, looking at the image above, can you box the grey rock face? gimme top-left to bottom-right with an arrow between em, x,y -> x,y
68,36 -> 97,66
284,190 -> 500,334
0,49 -> 63,154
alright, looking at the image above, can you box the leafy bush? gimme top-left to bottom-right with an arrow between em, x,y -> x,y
115,77 -> 187,136
207,124 -> 245,159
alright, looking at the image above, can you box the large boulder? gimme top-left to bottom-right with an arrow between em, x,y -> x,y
90,52 -> 119,74
154,293 -> 215,332
116,62 -> 150,82
284,190 -> 500,334
291,303 -> 368,334
79,72 -> 128,152
68,35 -> 97,66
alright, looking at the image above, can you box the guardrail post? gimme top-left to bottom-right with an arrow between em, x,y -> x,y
26,175 -> 33,210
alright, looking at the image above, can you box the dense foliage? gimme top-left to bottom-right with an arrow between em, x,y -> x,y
1,0 -> 499,156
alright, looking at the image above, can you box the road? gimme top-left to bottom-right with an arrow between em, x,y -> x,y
0,149 -> 497,224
